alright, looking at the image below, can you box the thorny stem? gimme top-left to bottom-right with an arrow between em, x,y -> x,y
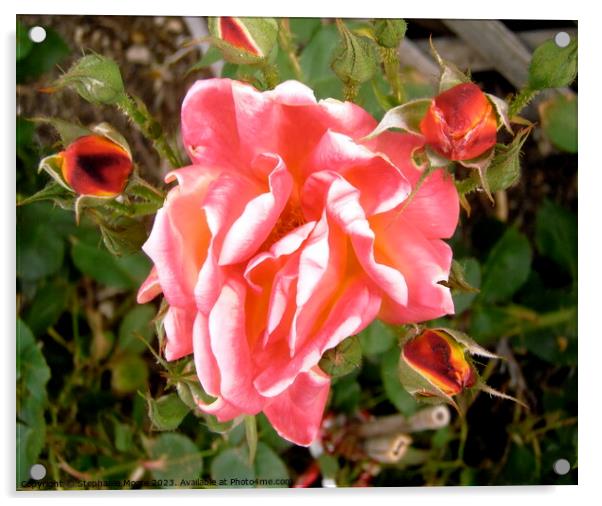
261,63 -> 280,90
509,87 -> 539,117
117,94 -> 183,169
380,47 -> 405,104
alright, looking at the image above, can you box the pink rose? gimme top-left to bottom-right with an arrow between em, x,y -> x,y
137,79 -> 459,446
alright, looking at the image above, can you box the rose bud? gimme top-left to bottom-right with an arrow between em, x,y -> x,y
419,82 -> 498,161
402,329 -> 476,396
58,134 -> 133,197
208,17 -> 278,65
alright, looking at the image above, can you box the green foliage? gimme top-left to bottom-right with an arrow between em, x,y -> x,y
480,227 -> 532,303
528,37 -> 577,91
210,443 -> 289,488
111,355 -> 148,394
118,304 -> 156,353
71,236 -> 150,290
17,202 -> 74,281
148,433 -> 204,484
535,200 -> 578,279
452,258 -> 482,315
146,394 -> 191,431
540,94 -> 578,153
16,320 -> 51,485
381,350 -> 418,415
359,319 -> 396,356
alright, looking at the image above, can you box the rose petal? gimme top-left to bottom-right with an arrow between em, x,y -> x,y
208,277 -> 265,413
254,274 -> 381,397
219,154 -> 293,265
374,132 -> 460,239
163,305 -> 195,361
263,367 -> 331,446
302,130 -> 411,218
136,266 -> 162,303
142,166 -> 215,307
372,213 -> 455,324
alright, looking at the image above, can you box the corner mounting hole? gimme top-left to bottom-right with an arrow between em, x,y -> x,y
553,458 -> 570,475
554,31 -> 570,48
29,26 -> 46,43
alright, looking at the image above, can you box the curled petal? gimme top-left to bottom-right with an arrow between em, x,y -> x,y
163,306 -> 194,361
136,267 -> 162,303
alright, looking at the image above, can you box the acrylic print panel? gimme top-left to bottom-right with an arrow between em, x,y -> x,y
16,15 -> 577,490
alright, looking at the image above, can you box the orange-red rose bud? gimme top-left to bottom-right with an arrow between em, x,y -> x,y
59,135 -> 133,197
218,17 -> 262,56
419,82 -> 498,161
403,329 -> 476,396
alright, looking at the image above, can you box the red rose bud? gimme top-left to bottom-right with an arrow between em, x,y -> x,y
59,135 -> 133,197
208,17 -> 278,64
419,82 -> 498,161
402,329 -> 476,396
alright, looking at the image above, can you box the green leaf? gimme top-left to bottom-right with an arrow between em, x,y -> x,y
111,355 -> 148,394
540,94 -> 577,153
118,304 -> 156,353
359,319 -> 396,356
319,335 -> 362,377
381,350 -> 419,415
210,443 -> 289,488
17,26 -> 70,83
16,320 -> 50,486
528,37 -> 577,90
148,433 -> 203,484
211,447 -> 255,487
469,305 -> 516,345
54,54 -> 126,105
535,200 -> 577,279
451,258 -> 481,315
71,235 -> 150,290
147,393 -> 190,431
23,279 -> 70,335
17,202 -> 73,281
480,227 -> 532,303
17,319 -> 51,404
17,422 -> 46,486
188,45 -> 223,74
256,413 -> 292,454
290,18 -> 322,46
17,181 -> 73,207
331,374 -> 361,414
254,442 -> 289,487
30,116 -> 91,146
99,217 -> 148,256
299,24 -> 342,100
113,420 -> 134,452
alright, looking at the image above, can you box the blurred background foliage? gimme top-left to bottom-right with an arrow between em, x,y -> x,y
16,16 -> 577,488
